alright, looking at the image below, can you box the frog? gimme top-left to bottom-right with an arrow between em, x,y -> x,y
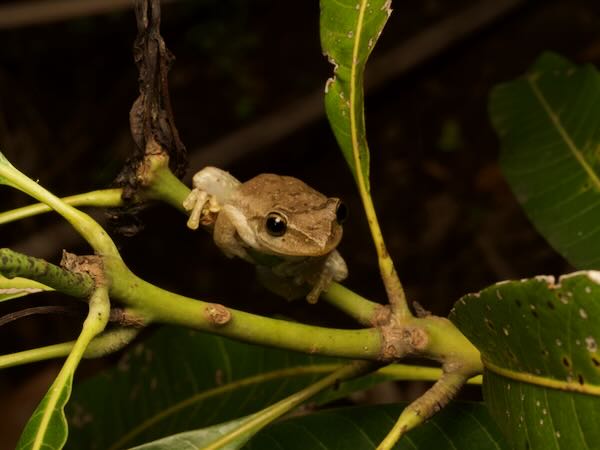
183,166 -> 348,303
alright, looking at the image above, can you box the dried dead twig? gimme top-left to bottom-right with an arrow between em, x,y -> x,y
116,0 -> 187,198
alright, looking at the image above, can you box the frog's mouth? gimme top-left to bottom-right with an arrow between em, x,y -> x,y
256,226 -> 343,258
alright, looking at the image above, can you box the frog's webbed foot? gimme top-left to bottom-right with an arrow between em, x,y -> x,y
183,188 -> 207,230
305,273 -> 332,304
304,250 -> 348,304
183,189 -> 220,230
184,166 -> 240,230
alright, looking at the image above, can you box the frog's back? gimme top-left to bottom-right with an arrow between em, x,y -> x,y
234,173 -> 329,215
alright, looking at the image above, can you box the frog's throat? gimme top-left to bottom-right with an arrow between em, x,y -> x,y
246,249 -> 303,268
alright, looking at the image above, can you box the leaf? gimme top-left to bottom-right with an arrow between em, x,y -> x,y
129,414 -> 254,450
0,275 -> 53,302
17,287 -> 109,450
320,0 -> 392,191
450,271 -> 600,449
66,327 -> 426,450
127,360 -> 363,450
132,403 -> 505,450
489,52 -> 600,268
17,374 -> 74,450
245,402 -> 507,450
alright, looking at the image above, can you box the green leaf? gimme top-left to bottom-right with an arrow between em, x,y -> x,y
132,403 -> 506,450
0,275 -> 53,302
320,0 -> 391,191
489,52 -> 600,268
66,327 -> 431,450
126,361 -> 360,450
128,361 -> 374,450
17,287 -> 109,450
129,414 -> 254,450
450,271 -> 600,449
17,373 -> 74,450
245,403 -> 507,450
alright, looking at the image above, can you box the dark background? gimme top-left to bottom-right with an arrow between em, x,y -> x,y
0,0 -> 599,447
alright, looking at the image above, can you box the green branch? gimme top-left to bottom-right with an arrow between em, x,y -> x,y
140,156 -> 190,212
0,328 -> 140,369
0,152 -> 479,373
414,315 -> 482,372
0,248 -> 94,298
378,371 -> 471,449
0,189 -> 123,225
0,158 -> 120,257
322,282 -> 389,325
106,259 -> 383,359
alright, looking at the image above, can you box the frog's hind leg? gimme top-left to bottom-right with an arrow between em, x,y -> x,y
306,251 -> 348,304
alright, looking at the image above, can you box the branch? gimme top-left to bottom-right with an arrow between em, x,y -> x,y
0,159 -> 121,257
0,248 -> 94,298
0,328 -> 140,369
378,371 -> 470,449
108,258 -> 384,359
322,282 -> 390,326
0,189 -> 123,225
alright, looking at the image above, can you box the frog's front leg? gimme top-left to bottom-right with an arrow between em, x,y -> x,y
183,167 -> 241,230
213,204 -> 258,263
183,188 -> 211,230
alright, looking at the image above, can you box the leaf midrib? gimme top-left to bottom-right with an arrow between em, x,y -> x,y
349,0 -> 368,197
527,74 -> 600,191
483,357 -> 600,396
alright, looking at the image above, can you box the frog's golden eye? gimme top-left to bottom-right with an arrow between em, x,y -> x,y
265,212 -> 287,237
335,201 -> 348,224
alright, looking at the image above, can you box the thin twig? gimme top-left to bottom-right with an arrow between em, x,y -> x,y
0,306 -> 83,327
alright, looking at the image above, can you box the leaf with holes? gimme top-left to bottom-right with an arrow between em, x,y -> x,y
66,326 -> 419,450
450,271 -> 600,449
320,0 -> 391,191
0,275 -> 52,302
490,52 -> 600,269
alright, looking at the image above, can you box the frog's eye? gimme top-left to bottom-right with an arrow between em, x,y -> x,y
335,201 -> 348,224
265,212 -> 287,237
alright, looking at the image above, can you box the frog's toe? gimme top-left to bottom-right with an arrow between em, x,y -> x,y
306,288 -> 320,304
305,272 -> 334,304
182,190 -> 197,211
184,190 -> 209,230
